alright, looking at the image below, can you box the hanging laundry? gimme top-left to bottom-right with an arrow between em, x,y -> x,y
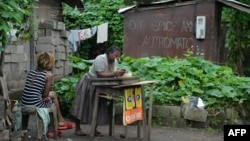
97,22 -> 108,43
78,26 -> 97,41
68,26 -> 97,52
78,28 -> 91,40
91,26 -> 97,37
68,30 -> 80,52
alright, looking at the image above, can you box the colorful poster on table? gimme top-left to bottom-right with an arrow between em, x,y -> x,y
123,87 -> 143,125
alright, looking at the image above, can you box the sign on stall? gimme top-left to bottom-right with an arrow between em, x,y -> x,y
123,87 -> 143,125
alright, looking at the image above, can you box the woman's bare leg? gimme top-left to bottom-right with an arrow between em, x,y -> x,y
74,117 -> 86,136
49,91 -> 65,124
75,118 -> 81,131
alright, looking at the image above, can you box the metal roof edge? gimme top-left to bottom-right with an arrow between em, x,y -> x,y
118,0 -> 250,14
118,5 -> 136,14
118,0 -> 177,14
217,0 -> 250,14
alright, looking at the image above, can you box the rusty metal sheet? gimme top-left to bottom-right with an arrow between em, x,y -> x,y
123,1 -> 220,62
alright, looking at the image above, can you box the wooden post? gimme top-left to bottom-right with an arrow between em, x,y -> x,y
90,88 -> 100,139
147,83 -> 154,140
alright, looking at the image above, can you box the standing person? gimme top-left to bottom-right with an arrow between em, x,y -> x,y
21,51 -> 73,138
72,45 -> 125,136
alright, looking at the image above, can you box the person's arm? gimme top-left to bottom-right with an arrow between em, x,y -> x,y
43,72 -> 53,99
96,69 -> 125,78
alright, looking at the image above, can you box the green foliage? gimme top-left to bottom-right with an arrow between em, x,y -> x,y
54,53 -> 250,118
221,0 -> 250,75
120,52 -> 250,112
53,55 -> 91,117
0,0 -> 34,48
53,76 -> 79,116
62,0 -> 124,59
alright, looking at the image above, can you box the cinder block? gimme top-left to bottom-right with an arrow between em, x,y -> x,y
55,53 -> 66,61
11,54 -> 24,63
55,45 -> 65,53
38,37 -> 61,46
18,62 -> 28,71
10,64 -> 18,72
183,107 -> 208,122
51,30 -> 60,38
4,54 -> 11,62
36,43 -> 55,52
57,22 -> 65,31
16,45 -> 25,54
46,29 -> 52,36
60,30 -> 69,38
61,39 -> 70,47
37,37 -> 53,44
55,59 -> 63,68
3,63 -> 11,72
5,45 -> 12,53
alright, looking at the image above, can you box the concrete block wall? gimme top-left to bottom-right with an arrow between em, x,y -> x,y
4,21 -> 73,98
4,44 -> 28,92
36,21 -> 72,82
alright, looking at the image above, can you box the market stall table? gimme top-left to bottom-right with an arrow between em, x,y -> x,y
89,77 -> 158,141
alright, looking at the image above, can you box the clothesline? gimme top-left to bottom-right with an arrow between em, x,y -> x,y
67,22 -> 108,52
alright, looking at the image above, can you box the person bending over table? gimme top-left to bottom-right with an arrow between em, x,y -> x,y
72,45 -> 125,136
21,51 -> 73,138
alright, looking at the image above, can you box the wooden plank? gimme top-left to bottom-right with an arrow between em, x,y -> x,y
90,76 -> 139,81
112,80 -> 159,88
0,77 -> 9,99
90,76 -> 139,86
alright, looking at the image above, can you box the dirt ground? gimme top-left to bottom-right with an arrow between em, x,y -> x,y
54,124 -> 224,141
12,116 -> 224,141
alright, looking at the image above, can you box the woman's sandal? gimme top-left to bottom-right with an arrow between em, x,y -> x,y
58,122 -> 74,130
57,130 -> 62,136
47,130 -> 62,139
47,132 -> 55,139
75,130 -> 87,136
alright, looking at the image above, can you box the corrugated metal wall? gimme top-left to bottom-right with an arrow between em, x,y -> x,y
123,0 -> 225,63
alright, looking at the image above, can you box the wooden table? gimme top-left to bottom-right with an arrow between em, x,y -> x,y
89,77 -> 158,141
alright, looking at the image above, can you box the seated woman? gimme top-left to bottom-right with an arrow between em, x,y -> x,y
21,51 -> 73,138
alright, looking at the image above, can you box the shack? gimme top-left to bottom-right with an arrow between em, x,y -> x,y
120,0 -> 250,64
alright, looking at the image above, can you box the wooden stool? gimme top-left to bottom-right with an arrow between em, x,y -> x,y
21,105 -> 58,140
